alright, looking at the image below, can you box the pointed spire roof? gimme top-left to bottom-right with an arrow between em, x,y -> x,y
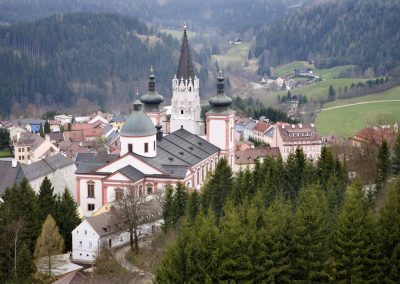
176,26 -> 195,80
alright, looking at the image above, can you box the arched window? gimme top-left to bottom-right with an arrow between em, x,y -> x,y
87,181 -> 95,198
181,110 -> 184,115
196,169 -> 200,186
202,165 -> 205,182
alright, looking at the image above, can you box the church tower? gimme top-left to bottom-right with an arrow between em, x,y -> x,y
206,72 -> 235,166
170,26 -> 202,135
140,68 -> 168,132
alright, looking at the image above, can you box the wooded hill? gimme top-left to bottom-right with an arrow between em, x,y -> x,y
255,0 -> 400,75
0,13 -> 180,116
0,0 -> 314,32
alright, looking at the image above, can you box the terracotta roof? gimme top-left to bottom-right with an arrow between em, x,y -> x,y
235,147 -> 280,165
64,130 -> 85,142
253,121 -> 272,133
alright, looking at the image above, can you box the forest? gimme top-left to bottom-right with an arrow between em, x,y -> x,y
156,137 -> 400,283
0,13 -> 180,116
255,0 -> 400,75
0,0 -> 313,32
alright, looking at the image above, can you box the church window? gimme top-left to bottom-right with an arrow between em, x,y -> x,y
181,110 -> 184,115
144,143 -> 149,153
88,203 -> 95,211
87,182 -> 95,198
128,144 -> 133,153
202,165 -> 205,182
197,169 -> 200,185
154,141 -> 156,150
115,188 -> 123,201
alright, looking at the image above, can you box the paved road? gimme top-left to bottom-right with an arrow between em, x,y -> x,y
322,99 -> 400,111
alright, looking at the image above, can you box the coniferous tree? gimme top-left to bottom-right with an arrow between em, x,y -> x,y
378,178 -> 400,282
284,148 -> 307,200
334,182 -> 377,282
259,197 -> 292,283
230,169 -> 245,205
202,158 -> 233,218
39,123 -> 45,138
328,85 -> 336,101
292,184 -> 331,282
376,140 -> 391,192
55,189 -> 81,251
185,190 -> 200,223
38,176 -> 57,221
218,201 -> 253,282
44,120 -> 51,133
392,132 -> 400,175
171,182 -> 188,226
162,185 -> 174,231
34,214 -> 64,276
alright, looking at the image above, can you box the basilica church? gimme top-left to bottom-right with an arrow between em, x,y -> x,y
75,28 -> 235,217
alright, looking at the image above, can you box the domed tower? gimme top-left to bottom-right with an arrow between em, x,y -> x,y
120,100 -> 157,158
170,26 -> 202,135
140,68 -> 167,131
206,72 -> 235,166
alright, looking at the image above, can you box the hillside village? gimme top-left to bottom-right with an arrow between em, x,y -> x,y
0,7 -> 400,283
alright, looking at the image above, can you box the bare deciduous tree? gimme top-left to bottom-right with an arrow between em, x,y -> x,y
5,219 -> 25,279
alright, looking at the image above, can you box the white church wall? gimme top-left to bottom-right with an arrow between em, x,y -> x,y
208,119 -> 226,150
79,178 -> 103,217
120,135 -> 156,157
97,155 -> 162,175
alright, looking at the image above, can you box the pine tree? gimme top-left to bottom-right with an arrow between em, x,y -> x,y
378,178 -> 400,282
258,197 -> 292,283
38,176 -> 57,221
162,185 -> 174,231
171,182 -> 188,226
392,132 -> 400,175
202,158 -> 233,218
185,190 -> 200,223
55,189 -> 81,251
44,120 -> 51,133
218,201 -> 253,282
376,140 -> 391,192
292,184 -> 331,282
334,182 -> 376,282
34,214 -> 64,276
317,146 -> 335,187
39,123 -> 45,138
328,85 -> 336,101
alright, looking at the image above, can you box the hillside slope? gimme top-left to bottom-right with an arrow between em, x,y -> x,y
255,0 -> 400,74
0,13 -> 179,116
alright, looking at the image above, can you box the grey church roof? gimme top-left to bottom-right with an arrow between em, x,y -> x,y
75,128 -> 220,180
120,101 -> 156,137
176,28 -> 195,80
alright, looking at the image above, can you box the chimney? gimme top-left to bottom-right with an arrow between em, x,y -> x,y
311,123 -> 315,128
11,159 -> 17,168
291,124 -> 295,129
299,123 -> 302,128
156,124 -> 163,141
27,160 -> 32,165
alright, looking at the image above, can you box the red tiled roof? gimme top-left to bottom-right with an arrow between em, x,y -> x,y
253,121 -> 272,133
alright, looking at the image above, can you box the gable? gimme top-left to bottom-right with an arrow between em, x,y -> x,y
104,172 -> 132,182
96,154 -> 163,175
73,219 -> 99,238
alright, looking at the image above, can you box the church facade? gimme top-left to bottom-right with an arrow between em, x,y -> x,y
75,28 -> 235,217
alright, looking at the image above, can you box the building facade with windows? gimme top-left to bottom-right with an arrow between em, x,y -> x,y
74,29 -> 235,217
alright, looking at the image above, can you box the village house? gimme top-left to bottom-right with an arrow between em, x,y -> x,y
233,146 -> 280,173
110,114 -> 125,132
350,126 -> 397,148
276,123 -> 322,161
13,131 -> 59,164
251,121 -> 274,146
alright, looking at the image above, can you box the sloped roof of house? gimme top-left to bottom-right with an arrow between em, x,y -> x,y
278,123 -> 322,144
235,147 -> 280,165
0,161 -> 22,195
353,127 -> 396,146
110,114 -> 125,123
253,121 -> 272,133
16,153 -> 74,182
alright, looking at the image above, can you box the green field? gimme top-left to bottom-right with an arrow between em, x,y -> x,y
212,43 -> 251,70
161,28 -> 199,40
316,100 -> 400,137
272,61 -> 355,80
0,148 -> 12,158
323,86 -> 400,108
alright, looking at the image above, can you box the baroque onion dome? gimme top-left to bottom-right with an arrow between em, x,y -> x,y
120,100 -> 156,137
140,67 -> 164,112
176,25 -> 195,80
209,71 -> 233,113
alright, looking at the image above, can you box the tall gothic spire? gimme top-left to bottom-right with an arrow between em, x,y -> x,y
176,25 -> 195,80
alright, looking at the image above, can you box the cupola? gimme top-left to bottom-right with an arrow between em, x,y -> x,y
140,67 -> 164,112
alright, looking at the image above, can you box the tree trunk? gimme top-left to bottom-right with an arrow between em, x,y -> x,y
48,255 -> 51,276
134,227 -> 139,255
129,228 -> 134,252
